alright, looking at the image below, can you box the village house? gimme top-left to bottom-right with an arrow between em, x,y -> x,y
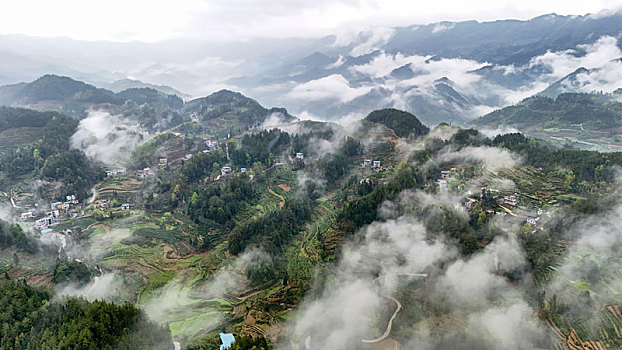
372,160 -> 381,168
158,158 -> 168,167
295,152 -> 304,160
65,195 -> 78,204
360,178 -> 374,185
19,211 -> 35,221
240,167 -> 247,173
361,159 -> 372,167
437,179 -> 448,192
106,168 -> 126,177
184,154 -> 193,160
46,209 -> 60,218
204,140 -> 219,151
121,203 -> 133,210
221,166 -> 232,177
463,198 -> 478,211
35,216 -> 55,229
96,200 -> 109,210
440,170 -> 451,179
498,194 -> 519,207
50,202 -> 63,210
137,167 -> 154,178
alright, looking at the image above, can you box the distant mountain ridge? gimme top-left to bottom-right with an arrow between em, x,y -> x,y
0,75 -> 189,118
381,13 -> 622,65
102,79 -> 190,99
228,11 -> 622,125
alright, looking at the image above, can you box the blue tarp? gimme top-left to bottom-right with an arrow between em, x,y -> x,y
219,333 -> 235,350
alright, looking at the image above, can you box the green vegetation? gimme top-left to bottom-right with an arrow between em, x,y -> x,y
364,108 -> 430,137
0,279 -> 172,350
472,93 -> 622,150
52,259 -> 92,285
131,132 -> 179,169
0,111 -> 103,198
0,219 -> 38,253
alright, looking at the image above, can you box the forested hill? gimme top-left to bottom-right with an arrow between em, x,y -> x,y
364,108 -> 430,137
470,93 -> 622,150
0,110 -> 103,199
0,75 -> 183,118
0,106 -> 57,131
0,76 -> 297,135
0,75 -> 123,117
0,279 -> 172,350
182,89 -> 297,135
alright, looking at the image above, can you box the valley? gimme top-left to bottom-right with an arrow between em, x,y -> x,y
1,6 -> 622,350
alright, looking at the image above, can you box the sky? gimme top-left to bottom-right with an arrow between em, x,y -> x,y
2,0 -> 622,42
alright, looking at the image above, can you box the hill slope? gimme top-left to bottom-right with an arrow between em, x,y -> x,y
183,89 -> 296,136
364,108 -> 429,137
471,93 -> 622,150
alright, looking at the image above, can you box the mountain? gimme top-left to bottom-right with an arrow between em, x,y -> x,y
1,13 -> 622,125
227,12 -> 622,125
183,89 -> 297,137
381,13 -> 622,65
470,92 -> 622,151
364,108 -> 429,137
102,78 -> 190,99
0,75 -> 124,117
116,87 -> 184,110
538,57 -> 622,98
0,75 -> 190,119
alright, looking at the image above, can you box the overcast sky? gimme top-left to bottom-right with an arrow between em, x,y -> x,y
2,0 -> 622,42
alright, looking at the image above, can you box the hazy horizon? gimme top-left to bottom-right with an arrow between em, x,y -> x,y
2,1 -> 621,42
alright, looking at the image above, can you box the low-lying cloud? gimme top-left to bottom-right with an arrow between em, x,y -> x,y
71,110 -> 143,166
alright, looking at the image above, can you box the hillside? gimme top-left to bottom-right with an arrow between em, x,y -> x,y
183,89 -> 296,137
2,101 -> 622,349
0,75 -> 124,117
117,87 -> 184,110
103,78 -> 190,99
364,108 -> 429,137
0,107 -> 59,156
0,75 -> 188,119
471,93 -> 622,151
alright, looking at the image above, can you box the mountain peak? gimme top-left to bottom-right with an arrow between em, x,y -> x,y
364,108 -> 429,137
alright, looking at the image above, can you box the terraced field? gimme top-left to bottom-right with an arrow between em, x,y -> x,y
0,127 -> 45,155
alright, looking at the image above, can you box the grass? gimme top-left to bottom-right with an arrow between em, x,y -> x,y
168,311 -> 222,339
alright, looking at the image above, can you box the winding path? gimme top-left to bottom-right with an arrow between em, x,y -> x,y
361,273 -> 427,344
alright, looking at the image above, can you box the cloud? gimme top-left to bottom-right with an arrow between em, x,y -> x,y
57,273 -> 122,301
142,249 -> 271,338
348,26 -> 396,56
70,110 -> 143,166
287,74 -> 373,103
280,185 -> 554,350
478,126 -> 521,138
260,111 -> 295,129
286,216 -> 454,349
432,22 -> 455,33
529,36 -> 622,82
434,146 -> 521,171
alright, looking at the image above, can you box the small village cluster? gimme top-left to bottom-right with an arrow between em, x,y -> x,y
437,168 -> 547,227
16,194 -> 81,230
